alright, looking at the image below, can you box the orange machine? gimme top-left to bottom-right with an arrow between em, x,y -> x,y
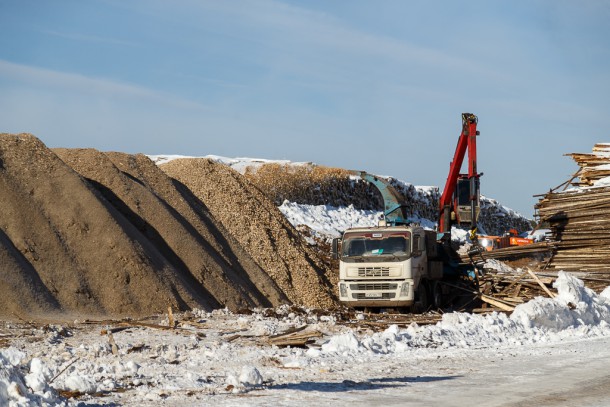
478,235 -> 500,251
497,229 -> 533,248
479,229 -> 533,251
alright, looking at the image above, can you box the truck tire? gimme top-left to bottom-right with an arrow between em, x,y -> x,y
413,280 -> 430,313
431,281 -> 443,310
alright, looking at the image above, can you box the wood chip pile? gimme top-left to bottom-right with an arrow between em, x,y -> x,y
535,143 -> 610,273
0,134 -> 338,318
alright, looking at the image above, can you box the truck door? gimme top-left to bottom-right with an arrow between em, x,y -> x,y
412,232 -> 426,280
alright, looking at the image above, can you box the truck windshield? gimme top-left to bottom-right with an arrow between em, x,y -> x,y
342,231 -> 411,258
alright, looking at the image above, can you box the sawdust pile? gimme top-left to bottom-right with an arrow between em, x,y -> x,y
0,134 -> 335,318
160,159 -> 337,309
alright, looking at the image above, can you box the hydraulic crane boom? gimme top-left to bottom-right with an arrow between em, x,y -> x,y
439,113 -> 481,235
350,170 -> 410,226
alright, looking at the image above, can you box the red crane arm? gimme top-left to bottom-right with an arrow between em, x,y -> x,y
438,113 -> 479,233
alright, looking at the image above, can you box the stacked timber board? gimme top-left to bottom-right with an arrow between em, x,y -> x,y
536,143 -> 610,273
566,143 -> 610,187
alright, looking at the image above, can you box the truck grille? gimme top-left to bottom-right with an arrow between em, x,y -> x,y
350,283 -> 398,291
357,266 -> 391,277
353,293 -> 396,300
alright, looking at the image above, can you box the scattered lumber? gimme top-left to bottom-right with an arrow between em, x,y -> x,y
267,325 -> 322,347
476,268 -> 558,306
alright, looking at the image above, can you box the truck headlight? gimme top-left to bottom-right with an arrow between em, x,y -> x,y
339,283 -> 347,297
400,282 -> 409,296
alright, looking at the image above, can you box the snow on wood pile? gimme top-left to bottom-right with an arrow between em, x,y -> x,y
54,149 -> 288,311
244,163 -> 531,236
159,158 -> 337,309
536,143 -> 610,273
0,134 -> 214,317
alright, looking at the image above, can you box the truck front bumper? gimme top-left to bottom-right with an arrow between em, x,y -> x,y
338,280 -> 414,307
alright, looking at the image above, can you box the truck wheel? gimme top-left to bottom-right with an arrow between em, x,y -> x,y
413,280 -> 430,313
431,281 -> 443,310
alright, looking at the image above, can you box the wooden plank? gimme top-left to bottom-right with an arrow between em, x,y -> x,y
527,268 -> 556,298
479,294 -> 515,312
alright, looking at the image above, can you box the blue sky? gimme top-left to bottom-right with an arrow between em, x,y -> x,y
1,0 -> 609,217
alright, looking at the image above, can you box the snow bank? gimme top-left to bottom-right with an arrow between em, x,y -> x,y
316,272 -> 610,356
279,200 -> 455,242
226,366 -> 264,393
513,271 -> 610,329
278,201 -> 380,239
0,348 -> 64,406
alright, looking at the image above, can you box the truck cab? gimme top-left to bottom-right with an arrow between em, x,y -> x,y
334,224 -> 443,308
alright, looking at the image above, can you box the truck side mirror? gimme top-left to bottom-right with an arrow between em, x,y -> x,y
331,238 -> 340,260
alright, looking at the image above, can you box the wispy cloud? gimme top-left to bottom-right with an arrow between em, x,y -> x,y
132,0 -> 504,84
0,59 -> 210,112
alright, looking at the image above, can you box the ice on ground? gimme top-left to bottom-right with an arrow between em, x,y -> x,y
321,332 -> 361,354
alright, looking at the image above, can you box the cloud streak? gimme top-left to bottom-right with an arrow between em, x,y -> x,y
0,59 -> 211,112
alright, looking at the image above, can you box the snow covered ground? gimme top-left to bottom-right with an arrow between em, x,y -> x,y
3,272 -> 610,406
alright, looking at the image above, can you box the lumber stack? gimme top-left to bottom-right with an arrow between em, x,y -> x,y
566,143 -> 610,187
535,143 -> 610,273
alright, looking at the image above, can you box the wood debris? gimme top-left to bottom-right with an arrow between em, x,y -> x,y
267,325 -> 323,347
475,268 -> 558,309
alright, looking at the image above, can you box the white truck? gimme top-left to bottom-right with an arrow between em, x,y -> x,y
333,224 -> 445,311
332,114 -> 482,311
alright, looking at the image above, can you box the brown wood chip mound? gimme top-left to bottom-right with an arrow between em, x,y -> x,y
160,158 -> 337,309
0,133 -> 336,318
